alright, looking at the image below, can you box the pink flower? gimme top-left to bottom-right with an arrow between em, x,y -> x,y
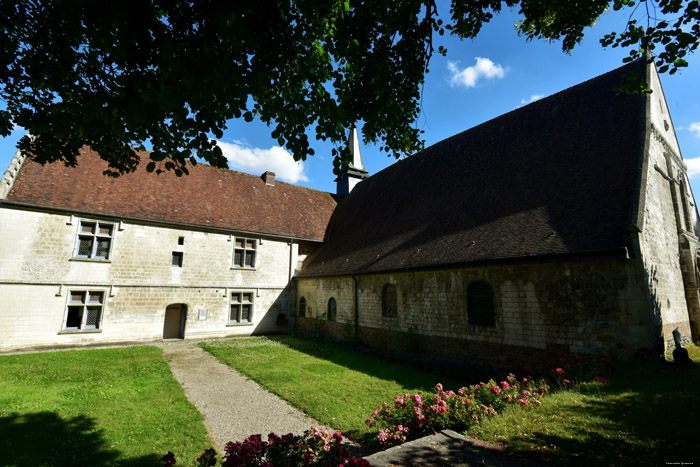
555,367 -> 565,375
394,396 -> 405,408
366,418 -> 374,427
517,398 -> 530,407
534,399 -> 542,406
594,375 -> 608,384
491,386 -> 501,395
412,394 -> 422,403
435,383 -> 443,392
397,424 -> 403,432
500,381 -> 510,390
521,390 -> 531,398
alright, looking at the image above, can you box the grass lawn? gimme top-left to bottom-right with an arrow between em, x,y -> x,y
200,335 -> 467,443
469,345 -> 700,466
0,346 -> 211,467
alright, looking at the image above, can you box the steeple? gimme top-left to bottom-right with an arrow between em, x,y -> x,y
336,124 -> 369,199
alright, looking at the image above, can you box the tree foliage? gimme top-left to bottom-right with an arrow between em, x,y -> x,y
0,0 -> 698,176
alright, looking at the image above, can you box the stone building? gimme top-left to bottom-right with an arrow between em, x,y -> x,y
295,59 -> 700,365
1,59 -> 698,363
0,148 -> 335,350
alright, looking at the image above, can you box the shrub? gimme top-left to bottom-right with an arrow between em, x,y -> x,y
159,427 -> 369,466
366,377 -> 549,446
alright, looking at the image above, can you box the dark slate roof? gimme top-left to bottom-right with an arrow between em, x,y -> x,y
300,60 -> 649,277
4,147 -> 336,241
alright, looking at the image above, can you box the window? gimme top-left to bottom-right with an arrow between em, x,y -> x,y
171,252 -> 183,267
230,292 -> 254,323
299,297 -> 307,317
233,237 -> 257,268
382,284 -> 398,318
178,236 -> 185,245
467,281 -> 496,327
75,220 -> 113,259
327,297 -> 337,321
65,290 -> 104,330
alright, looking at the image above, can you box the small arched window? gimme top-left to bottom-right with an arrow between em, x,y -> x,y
382,284 -> 398,318
467,281 -> 495,327
299,297 -> 307,317
327,297 -> 337,321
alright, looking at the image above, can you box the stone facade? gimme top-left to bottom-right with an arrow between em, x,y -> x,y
636,65 -> 700,354
295,258 -> 654,366
0,206 -> 302,350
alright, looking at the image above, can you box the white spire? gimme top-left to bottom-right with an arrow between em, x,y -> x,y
349,124 -> 364,170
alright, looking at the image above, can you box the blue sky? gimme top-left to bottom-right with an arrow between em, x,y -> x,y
2,5 -> 699,197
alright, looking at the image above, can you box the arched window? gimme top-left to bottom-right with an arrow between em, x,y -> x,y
327,297 -> 337,321
299,297 -> 307,317
467,282 -> 495,327
382,284 -> 398,318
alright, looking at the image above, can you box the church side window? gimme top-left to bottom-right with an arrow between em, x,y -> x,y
382,284 -> 398,318
75,220 -> 113,259
299,297 -> 308,317
467,281 -> 495,327
233,237 -> 257,268
327,297 -> 337,321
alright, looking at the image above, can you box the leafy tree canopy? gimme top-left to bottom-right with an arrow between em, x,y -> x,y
0,0 -> 698,176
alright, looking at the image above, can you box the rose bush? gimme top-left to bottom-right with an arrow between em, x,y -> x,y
366,376 -> 549,446
159,427 -> 369,466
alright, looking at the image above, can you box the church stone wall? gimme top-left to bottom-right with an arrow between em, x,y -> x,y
0,206 -> 298,351
295,258 -> 652,368
636,68 -> 699,353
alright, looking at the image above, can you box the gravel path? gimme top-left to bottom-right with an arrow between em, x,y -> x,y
162,342 -> 325,451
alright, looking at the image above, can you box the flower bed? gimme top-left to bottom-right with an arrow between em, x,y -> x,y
159,427 -> 369,466
366,353 -> 614,447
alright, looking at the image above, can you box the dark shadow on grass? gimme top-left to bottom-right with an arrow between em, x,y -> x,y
265,335 -> 469,392
494,360 -> 700,466
0,412 -> 160,467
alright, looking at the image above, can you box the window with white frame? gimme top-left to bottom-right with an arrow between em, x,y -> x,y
75,220 -> 114,259
233,237 -> 257,268
65,290 -> 104,330
230,291 -> 254,323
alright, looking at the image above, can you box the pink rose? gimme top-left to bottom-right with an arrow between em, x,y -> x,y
491,386 -> 501,395
500,381 -> 510,390
435,383 -> 443,392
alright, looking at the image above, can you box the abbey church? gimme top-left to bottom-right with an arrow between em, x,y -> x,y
1,59 -> 698,364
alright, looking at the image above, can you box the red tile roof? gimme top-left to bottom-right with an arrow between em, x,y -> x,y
299,60 -> 649,277
4,147 -> 336,241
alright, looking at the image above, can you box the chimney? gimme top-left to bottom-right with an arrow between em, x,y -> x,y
262,171 -> 276,187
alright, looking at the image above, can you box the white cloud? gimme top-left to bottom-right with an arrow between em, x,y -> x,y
447,57 -> 506,88
448,57 -> 506,88
689,122 -> 700,138
521,94 -> 545,105
685,157 -> 700,179
216,140 -> 308,183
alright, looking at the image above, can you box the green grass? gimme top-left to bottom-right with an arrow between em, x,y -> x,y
200,335 -> 466,443
0,346 -> 211,466
469,345 -> 700,466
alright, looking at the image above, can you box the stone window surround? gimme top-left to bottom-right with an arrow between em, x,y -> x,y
58,288 -> 106,334
381,283 -> 398,318
327,297 -> 337,321
228,290 -> 254,326
232,236 -> 258,269
467,281 -> 496,328
74,219 -> 115,260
